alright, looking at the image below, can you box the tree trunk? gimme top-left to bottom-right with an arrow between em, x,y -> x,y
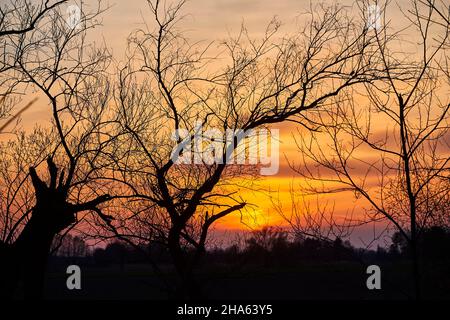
410,237 -> 421,300
0,242 -> 20,299
399,97 -> 421,300
9,207 -> 58,299
167,226 -> 203,299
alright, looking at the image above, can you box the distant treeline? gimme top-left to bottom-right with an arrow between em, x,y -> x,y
50,226 -> 450,267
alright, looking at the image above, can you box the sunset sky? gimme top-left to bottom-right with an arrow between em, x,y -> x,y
12,0 -> 439,248
2,0 -> 449,304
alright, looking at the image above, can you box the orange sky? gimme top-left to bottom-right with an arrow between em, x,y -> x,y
7,0 -> 446,247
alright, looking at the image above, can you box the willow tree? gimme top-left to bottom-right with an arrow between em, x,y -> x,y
0,0 -> 119,299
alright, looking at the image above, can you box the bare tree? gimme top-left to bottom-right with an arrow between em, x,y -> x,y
92,0 -> 384,298
291,0 -> 449,299
0,1 -> 68,124
0,0 -> 67,37
272,186 -> 356,243
52,234 -> 89,257
0,0 -> 121,299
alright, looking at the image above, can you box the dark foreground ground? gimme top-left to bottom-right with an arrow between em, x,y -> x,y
40,261 -> 449,300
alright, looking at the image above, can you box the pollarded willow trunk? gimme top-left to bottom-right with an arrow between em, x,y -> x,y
0,207 -> 65,299
0,241 -> 20,299
0,158 -> 110,300
12,207 -> 61,299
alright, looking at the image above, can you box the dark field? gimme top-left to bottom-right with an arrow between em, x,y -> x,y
40,262 -> 449,300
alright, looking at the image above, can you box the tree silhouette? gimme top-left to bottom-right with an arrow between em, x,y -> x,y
94,0 -> 386,299
0,1 -> 67,125
291,0 -> 449,299
0,0 -> 118,299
